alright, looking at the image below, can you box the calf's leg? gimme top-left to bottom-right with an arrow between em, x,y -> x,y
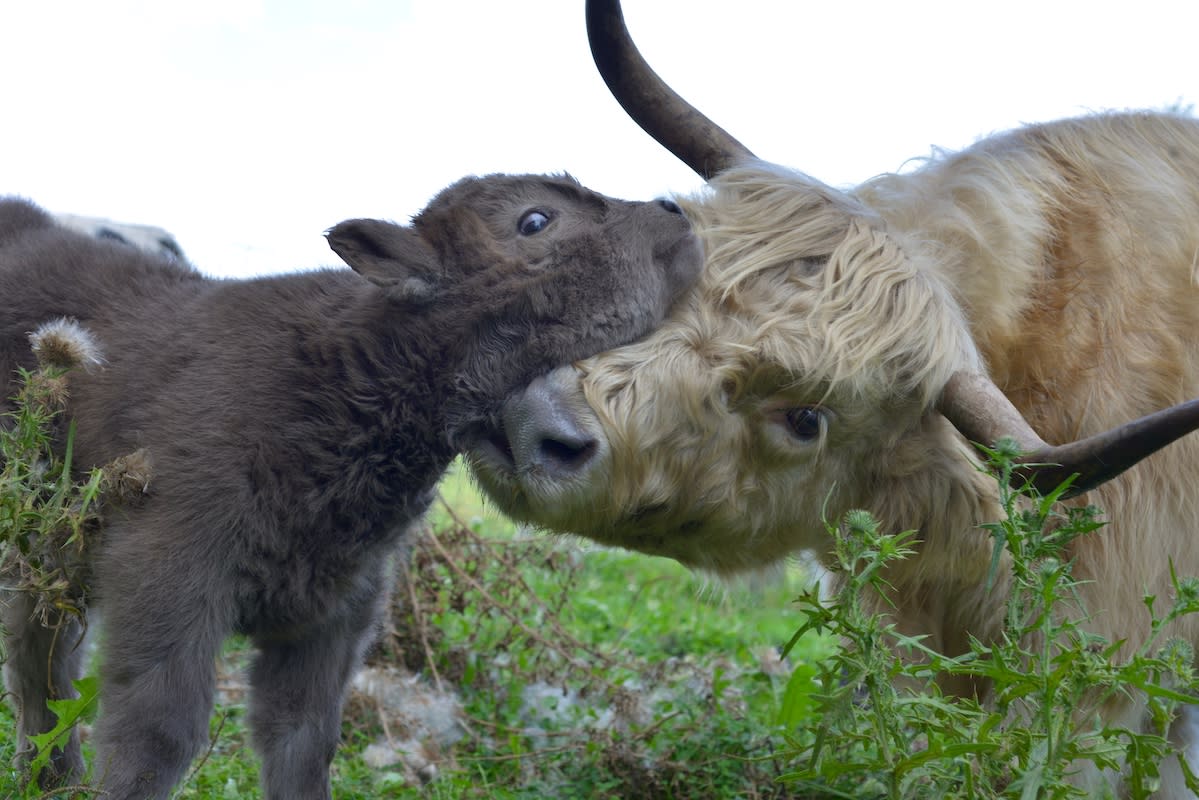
88,584 -> 225,799
248,564 -> 390,800
0,587 -> 86,787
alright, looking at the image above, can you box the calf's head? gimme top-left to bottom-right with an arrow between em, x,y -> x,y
327,173 -> 703,443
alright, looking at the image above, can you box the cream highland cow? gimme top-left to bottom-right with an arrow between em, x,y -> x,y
467,1 -> 1199,795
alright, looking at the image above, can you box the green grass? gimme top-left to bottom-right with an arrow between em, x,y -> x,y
367,462 -> 829,799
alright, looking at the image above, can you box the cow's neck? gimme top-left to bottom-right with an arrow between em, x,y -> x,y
860,412 -> 1013,663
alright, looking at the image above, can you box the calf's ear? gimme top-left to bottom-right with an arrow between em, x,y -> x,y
326,218 -> 441,303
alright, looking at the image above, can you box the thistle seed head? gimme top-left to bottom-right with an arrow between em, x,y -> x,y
29,318 -> 104,371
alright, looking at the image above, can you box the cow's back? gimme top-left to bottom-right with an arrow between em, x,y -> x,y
859,113 -> 1199,425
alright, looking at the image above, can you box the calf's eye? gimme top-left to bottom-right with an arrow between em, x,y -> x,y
785,406 -> 825,441
518,210 -> 551,236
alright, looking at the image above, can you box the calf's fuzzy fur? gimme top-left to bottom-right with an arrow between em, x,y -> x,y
0,173 -> 701,799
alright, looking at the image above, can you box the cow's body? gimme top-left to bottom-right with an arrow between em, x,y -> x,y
466,8 -> 1199,793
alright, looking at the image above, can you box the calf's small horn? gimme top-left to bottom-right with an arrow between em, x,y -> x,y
937,370 -> 1199,498
586,0 -> 756,180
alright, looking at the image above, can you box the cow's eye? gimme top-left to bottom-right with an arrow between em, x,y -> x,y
785,406 -> 825,441
518,210 -> 551,236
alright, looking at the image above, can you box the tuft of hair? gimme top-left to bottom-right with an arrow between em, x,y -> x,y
679,161 -> 981,410
29,318 -> 104,372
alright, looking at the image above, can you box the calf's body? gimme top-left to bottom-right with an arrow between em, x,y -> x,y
0,174 -> 701,799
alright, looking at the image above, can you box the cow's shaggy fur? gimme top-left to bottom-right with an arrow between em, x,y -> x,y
469,113 -> 1199,795
0,175 -> 701,800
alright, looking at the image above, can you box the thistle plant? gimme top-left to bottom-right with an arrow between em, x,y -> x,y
778,440 -> 1199,798
1,319 -> 149,636
1,320 -> 157,793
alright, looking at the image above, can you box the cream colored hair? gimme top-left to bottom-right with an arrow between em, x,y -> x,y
578,113 -> 1199,652
486,111 -> 1199,797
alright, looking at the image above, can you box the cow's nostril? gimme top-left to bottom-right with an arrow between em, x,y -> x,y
656,197 -> 684,215
500,373 -> 601,480
536,436 -> 598,475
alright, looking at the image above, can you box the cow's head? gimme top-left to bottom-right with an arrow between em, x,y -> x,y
469,157 -> 997,572
466,0 -> 1199,574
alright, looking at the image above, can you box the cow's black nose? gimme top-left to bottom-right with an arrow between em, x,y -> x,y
501,375 -> 600,481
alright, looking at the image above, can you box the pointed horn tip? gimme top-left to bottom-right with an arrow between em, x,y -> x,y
1003,399 -> 1199,499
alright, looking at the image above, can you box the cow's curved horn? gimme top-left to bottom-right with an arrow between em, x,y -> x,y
586,0 -> 756,180
938,371 -> 1199,498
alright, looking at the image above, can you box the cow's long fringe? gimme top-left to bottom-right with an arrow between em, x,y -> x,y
680,163 -> 980,410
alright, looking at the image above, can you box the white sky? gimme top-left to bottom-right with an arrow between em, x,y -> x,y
2,0 -> 1194,278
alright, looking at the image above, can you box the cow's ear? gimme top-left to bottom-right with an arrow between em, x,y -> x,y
326,218 -> 441,303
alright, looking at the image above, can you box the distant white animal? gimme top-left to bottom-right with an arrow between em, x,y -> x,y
53,212 -> 187,264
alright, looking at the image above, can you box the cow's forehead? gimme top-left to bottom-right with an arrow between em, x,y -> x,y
580,165 -> 972,423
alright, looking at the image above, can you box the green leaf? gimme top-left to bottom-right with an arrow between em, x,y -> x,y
777,660 -> 820,728
26,675 -> 100,791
